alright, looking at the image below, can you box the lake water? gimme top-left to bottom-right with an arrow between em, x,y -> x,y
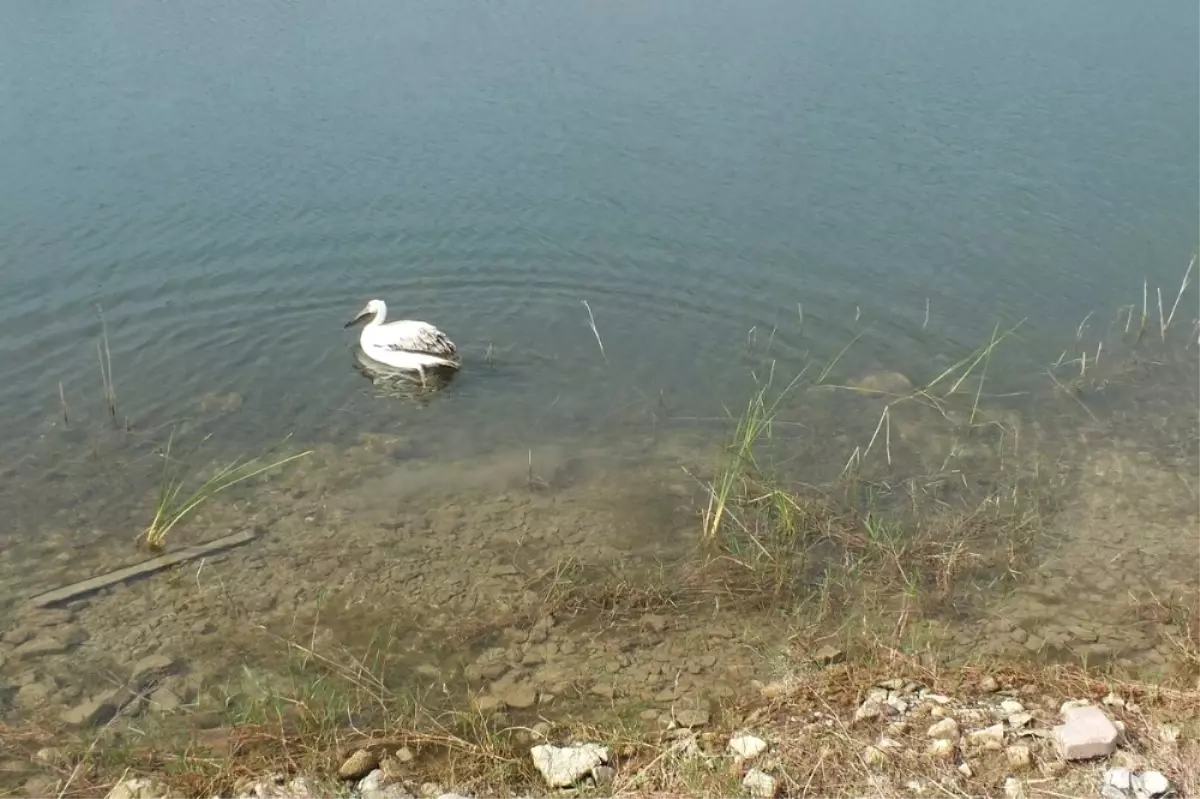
0,0 -> 1196,743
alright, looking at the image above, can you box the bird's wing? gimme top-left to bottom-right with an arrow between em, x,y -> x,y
380,320 -> 458,359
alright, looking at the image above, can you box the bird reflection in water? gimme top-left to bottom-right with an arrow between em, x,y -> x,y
352,347 -> 459,404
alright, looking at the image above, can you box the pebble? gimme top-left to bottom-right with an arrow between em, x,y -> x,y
927,718 -> 959,740
339,749 -> 380,780
967,723 -> 1006,749
1138,771 -> 1172,798
999,699 -> 1025,714
741,768 -> 777,798
980,676 -> 1000,692
926,739 -> 956,760
811,645 -> 844,665
1006,744 -> 1032,770
357,770 -> 416,799
1004,777 -> 1027,799
106,778 -> 166,799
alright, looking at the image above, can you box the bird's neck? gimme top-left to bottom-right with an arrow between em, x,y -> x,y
368,303 -> 388,326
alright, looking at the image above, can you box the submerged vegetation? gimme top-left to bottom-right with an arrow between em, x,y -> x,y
137,430 -> 312,552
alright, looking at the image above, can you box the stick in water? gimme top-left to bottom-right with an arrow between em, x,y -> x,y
59,381 -> 68,427
581,300 -> 608,364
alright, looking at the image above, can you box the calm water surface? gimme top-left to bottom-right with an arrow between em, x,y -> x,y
0,0 -> 1196,502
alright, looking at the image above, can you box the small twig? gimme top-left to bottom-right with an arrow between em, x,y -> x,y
96,303 -> 116,418
922,297 -> 930,330
581,300 -> 608,364
1157,286 -> 1166,340
1075,311 -> 1094,340
1165,254 -> 1195,333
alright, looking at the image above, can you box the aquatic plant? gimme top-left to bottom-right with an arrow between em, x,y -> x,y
138,430 -> 312,552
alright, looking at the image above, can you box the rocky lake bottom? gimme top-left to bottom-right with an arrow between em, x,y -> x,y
0,328 -> 1196,797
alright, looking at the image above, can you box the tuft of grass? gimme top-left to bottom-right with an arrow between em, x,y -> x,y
137,430 -> 312,552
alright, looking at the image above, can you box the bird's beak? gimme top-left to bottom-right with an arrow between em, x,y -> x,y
344,309 -> 368,329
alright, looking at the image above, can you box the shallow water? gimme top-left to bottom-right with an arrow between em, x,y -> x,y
0,0 -> 1197,755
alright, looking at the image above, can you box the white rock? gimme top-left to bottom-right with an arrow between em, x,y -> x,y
530,743 -> 609,788
927,717 -> 960,740
1004,777 -> 1027,799
1137,771 -> 1171,798
1000,699 -> 1026,714
741,768 -> 777,798
957,762 -> 974,778
1106,769 -> 1134,792
905,780 -> 924,792
1060,699 -> 1092,714
1102,692 -> 1126,709
887,696 -> 909,715
1053,705 -> 1119,760
107,779 -> 166,799
728,733 -> 768,759
922,693 -> 953,705
358,770 -> 415,799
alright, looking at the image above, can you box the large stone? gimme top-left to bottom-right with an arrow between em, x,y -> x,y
1053,705 -> 1119,760
530,743 -> 608,788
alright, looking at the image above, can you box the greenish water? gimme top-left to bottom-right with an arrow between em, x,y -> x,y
0,0 -> 1196,750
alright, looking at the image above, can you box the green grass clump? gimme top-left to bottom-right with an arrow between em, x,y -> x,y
138,430 -> 311,552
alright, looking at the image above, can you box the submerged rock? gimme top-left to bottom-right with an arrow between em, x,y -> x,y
60,691 -> 119,728
530,742 -> 609,788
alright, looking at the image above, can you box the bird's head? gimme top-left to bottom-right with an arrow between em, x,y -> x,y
345,299 -> 384,328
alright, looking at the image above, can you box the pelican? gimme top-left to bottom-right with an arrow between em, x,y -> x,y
344,299 -> 460,382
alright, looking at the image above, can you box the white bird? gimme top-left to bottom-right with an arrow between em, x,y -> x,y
344,299 -> 460,381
